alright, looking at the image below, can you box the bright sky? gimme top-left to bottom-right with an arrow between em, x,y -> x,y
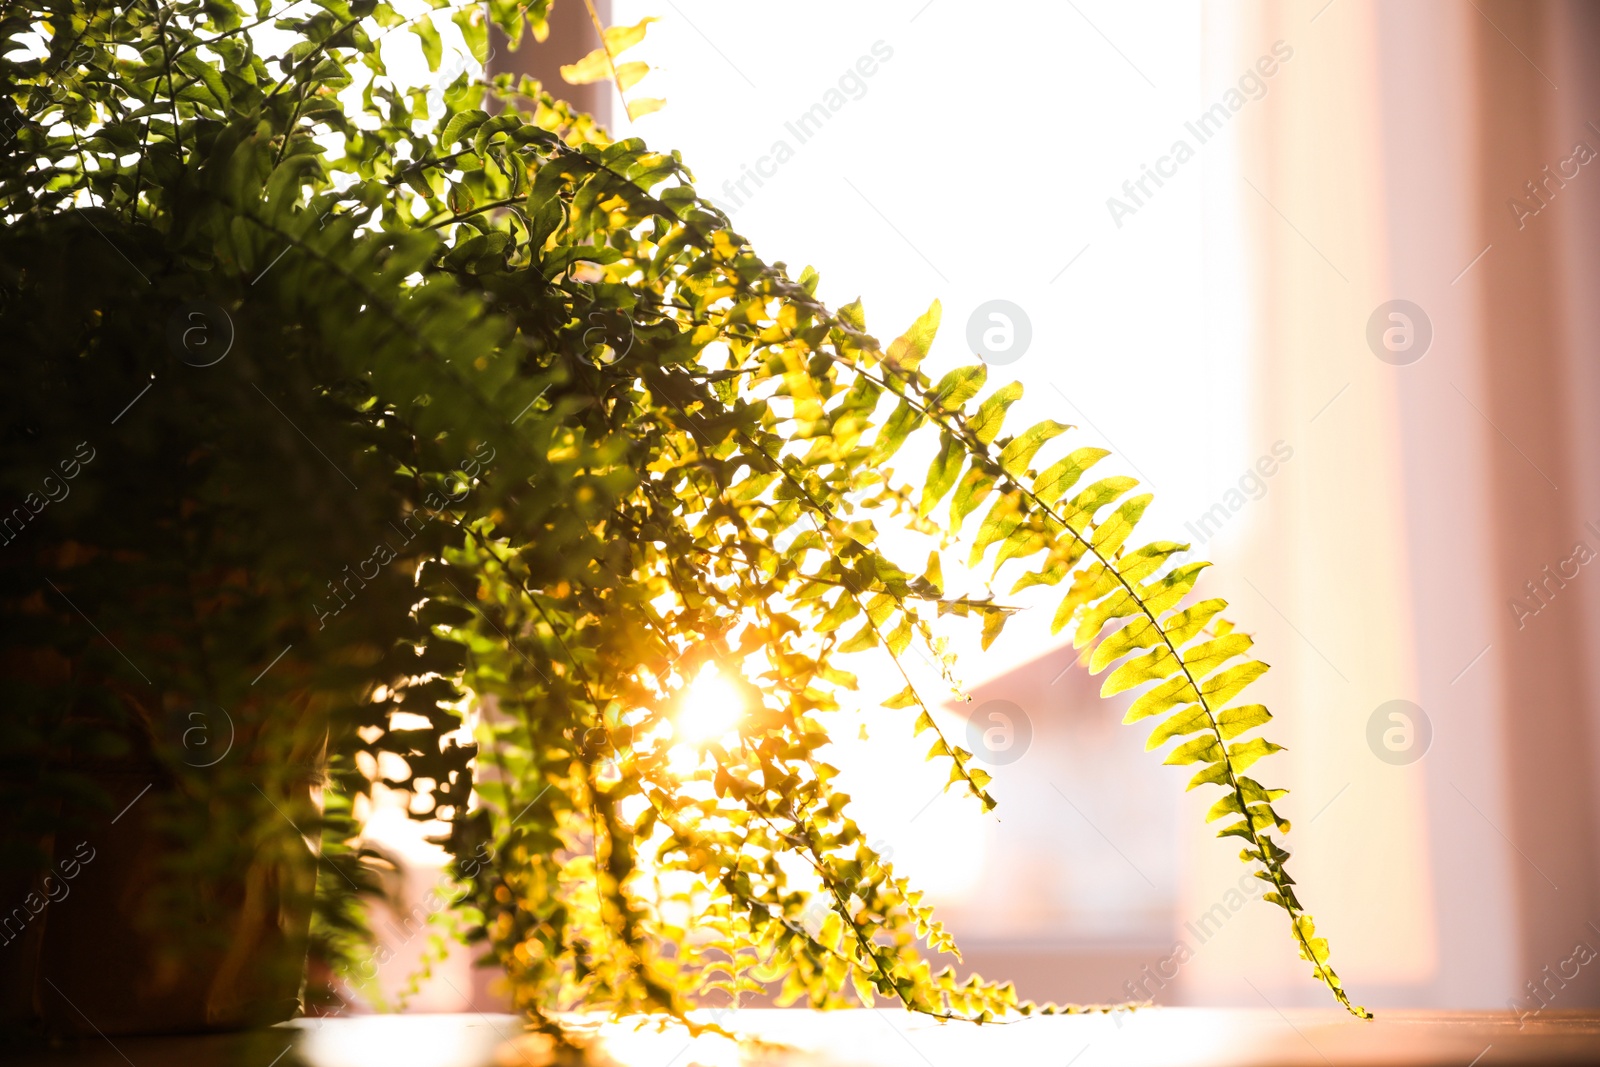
609,0 -> 1244,689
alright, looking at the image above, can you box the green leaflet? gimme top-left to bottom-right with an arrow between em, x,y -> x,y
968,491 -> 1024,568
1146,703 -> 1209,749
1062,588 -> 1139,646
1100,645 -> 1181,697
949,464 -> 997,530
603,16 -> 657,54
920,550 -> 944,596
970,382 -> 1023,446
1236,775 -> 1289,805
1115,541 -> 1186,583
1206,793 -> 1246,823
815,594 -> 861,633
883,684 -> 921,710
1011,539 -> 1087,594
415,16 -> 443,70
788,530 -> 825,555
979,606 -> 1007,650
992,525 -> 1049,574
1162,597 -> 1228,644
1214,801 -> 1290,834
1182,633 -> 1255,678
475,114 -> 526,157
1140,562 -> 1211,616
731,470 -> 779,503
1033,446 -> 1109,504
865,592 -> 896,626
1199,659 -> 1270,707
885,615 -> 913,655
869,400 -> 923,465
177,51 -> 230,108
1060,475 -> 1139,532
1217,704 -> 1272,739
1226,736 -> 1283,772
1122,674 -> 1198,724
1181,738 -> 1283,786
1090,493 -> 1152,557
930,364 -> 987,412
442,108 -> 490,145
1164,735 -> 1220,766
1068,583 -> 1139,646
997,419 -> 1070,478
1293,914 -> 1346,994
838,623 -> 879,653
886,301 -> 940,373
920,432 -> 964,518
1088,617 -> 1160,673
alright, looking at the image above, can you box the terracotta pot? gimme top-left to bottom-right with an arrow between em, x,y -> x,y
1,767 -> 319,1035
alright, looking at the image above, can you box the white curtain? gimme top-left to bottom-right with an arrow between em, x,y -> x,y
1184,0 -> 1600,1009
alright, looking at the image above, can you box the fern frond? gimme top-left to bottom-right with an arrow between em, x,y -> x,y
833,306 -> 1368,1018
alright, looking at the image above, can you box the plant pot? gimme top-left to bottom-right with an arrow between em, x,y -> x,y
1,767 -> 319,1035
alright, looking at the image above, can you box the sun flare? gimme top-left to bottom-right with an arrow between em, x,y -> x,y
675,666 -> 745,744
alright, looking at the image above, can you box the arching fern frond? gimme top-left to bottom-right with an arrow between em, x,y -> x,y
830,301 -> 1369,1019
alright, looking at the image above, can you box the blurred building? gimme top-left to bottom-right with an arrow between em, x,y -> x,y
929,647 -> 1180,1005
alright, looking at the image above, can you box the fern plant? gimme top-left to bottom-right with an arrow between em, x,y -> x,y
0,0 -> 1366,1034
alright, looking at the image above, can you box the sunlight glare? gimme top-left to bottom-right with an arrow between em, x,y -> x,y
675,666 -> 745,744
296,1015 -> 504,1067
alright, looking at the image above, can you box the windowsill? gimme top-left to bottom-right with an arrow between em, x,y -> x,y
14,1008 -> 1600,1066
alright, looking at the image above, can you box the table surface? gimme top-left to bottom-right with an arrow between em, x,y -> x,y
12,1009 -> 1600,1067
